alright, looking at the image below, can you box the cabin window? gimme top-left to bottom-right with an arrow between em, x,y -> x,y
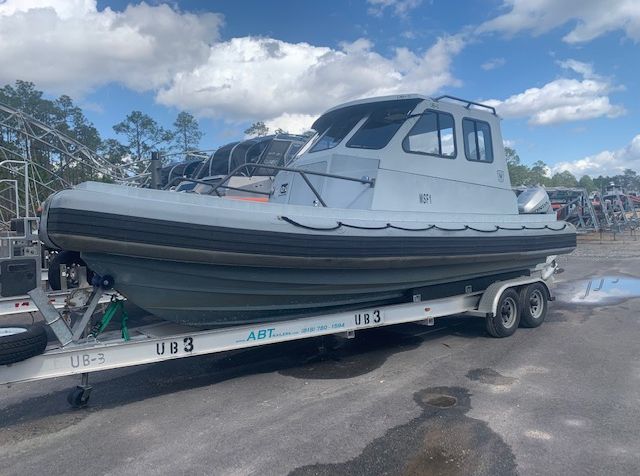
463,118 -> 493,163
309,113 -> 363,153
347,102 -> 421,150
402,111 -> 456,158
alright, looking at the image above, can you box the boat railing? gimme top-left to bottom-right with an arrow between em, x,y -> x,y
169,163 -> 376,207
434,95 -> 497,115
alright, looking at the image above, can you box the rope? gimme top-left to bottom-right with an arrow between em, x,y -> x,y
280,216 -> 570,233
341,222 -> 389,230
280,216 -> 341,231
388,224 -> 436,231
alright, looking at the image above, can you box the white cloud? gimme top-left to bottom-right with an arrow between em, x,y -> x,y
557,59 -> 596,79
157,35 -> 465,130
553,134 -> 640,177
0,0 -> 93,18
0,1 -> 466,132
367,0 -> 423,17
264,113 -> 317,135
485,59 -> 625,125
478,0 -> 640,43
0,0 -> 223,95
481,57 -> 506,70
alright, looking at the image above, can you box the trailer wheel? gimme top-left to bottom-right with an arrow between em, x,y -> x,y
486,289 -> 520,338
0,324 -> 48,365
519,283 -> 548,328
48,251 -> 94,291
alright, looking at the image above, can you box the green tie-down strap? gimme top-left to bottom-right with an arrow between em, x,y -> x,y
89,298 -> 130,341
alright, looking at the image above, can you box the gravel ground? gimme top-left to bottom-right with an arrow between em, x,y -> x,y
1,235 -> 639,476
571,230 -> 640,259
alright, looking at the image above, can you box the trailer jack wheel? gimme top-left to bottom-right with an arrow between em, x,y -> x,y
67,385 -> 92,408
67,373 -> 92,408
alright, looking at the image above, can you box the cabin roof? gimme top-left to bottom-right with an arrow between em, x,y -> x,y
319,94 -> 427,117
311,95 -> 426,132
312,94 -> 499,132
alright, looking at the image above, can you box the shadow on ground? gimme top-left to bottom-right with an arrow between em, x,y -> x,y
289,386 -> 517,476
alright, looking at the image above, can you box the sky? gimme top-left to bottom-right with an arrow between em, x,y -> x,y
0,0 -> 639,177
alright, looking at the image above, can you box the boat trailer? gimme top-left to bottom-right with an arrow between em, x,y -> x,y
0,271 -> 555,408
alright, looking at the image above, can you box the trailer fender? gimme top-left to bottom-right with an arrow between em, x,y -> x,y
471,277 -> 552,318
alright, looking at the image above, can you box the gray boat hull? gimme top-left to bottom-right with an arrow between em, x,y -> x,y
83,251 -> 548,326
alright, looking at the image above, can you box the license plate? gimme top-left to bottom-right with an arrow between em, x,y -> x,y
353,309 -> 383,328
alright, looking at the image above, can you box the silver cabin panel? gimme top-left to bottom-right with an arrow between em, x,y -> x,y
271,156 -> 378,209
324,155 -> 378,209
286,161 -> 327,207
371,169 -> 519,214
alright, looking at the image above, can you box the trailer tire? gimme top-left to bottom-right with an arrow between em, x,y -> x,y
0,324 -> 48,365
519,283 -> 548,328
48,251 -> 94,291
486,289 -> 520,338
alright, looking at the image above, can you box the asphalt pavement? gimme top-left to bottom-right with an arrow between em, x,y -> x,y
1,238 -> 639,475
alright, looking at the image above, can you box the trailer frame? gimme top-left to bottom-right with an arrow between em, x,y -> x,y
0,269 -> 555,406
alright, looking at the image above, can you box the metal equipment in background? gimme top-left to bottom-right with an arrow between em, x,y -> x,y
0,159 -> 117,315
0,102 -> 156,220
545,187 -> 601,233
592,188 -> 639,233
515,186 -> 639,234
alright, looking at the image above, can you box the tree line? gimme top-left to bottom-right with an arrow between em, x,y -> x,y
243,120 -> 314,138
0,80 -> 204,185
506,147 -> 640,193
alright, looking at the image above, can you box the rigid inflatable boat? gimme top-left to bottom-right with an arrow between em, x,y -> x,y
39,95 -> 576,326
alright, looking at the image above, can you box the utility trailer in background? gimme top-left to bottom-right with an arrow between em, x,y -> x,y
0,288 -> 117,317
0,222 -> 117,319
0,262 -> 557,408
0,161 -> 113,319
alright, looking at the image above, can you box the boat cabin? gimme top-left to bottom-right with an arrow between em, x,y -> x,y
271,95 -> 517,214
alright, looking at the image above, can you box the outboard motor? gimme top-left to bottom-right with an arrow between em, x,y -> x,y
517,187 -> 552,214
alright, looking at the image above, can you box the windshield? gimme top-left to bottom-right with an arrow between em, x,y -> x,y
309,111 -> 363,153
309,98 -> 422,153
347,99 -> 422,150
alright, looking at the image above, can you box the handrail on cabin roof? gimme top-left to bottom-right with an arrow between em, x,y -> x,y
434,95 -> 497,115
